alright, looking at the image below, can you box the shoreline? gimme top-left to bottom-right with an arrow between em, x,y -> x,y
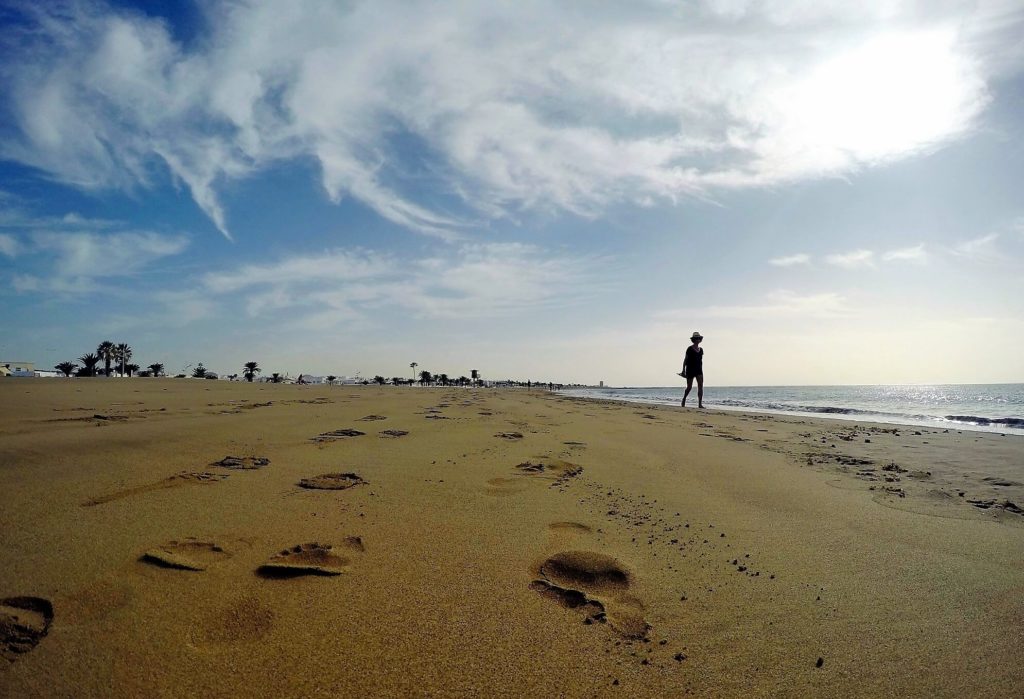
556,385 -> 1024,436
2,379 -> 1022,696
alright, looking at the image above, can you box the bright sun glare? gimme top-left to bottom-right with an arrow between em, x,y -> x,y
774,29 -> 986,170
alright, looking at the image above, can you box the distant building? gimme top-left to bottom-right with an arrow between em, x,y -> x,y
599,380 -> 604,387
1,361 -> 35,377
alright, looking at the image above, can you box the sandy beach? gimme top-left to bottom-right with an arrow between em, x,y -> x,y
1,378 -> 1022,697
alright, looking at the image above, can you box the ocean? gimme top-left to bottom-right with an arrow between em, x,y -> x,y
556,384 -> 1024,435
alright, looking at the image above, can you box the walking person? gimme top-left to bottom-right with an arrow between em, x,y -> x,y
679,331 -> 704,408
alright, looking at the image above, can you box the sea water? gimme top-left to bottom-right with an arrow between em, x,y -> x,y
556,384 -> 1024,435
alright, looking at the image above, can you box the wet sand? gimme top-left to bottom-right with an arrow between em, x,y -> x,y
1,379 -> 1022,697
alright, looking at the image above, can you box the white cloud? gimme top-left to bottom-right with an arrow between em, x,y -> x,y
31,230 -> 188,278
1,1 -> 1017,238
769,253 -> 811,267
950,233 -> 1001,262
152,290 -> 217,326
825,249 -> 875,268
11,273 -> 104,294
658,289 -> 850,320
882,243 -> 928,264
203,250 -> 392,294
5,205 -> 189,295
200,243 -> 606,321
0,196 -> 122,232
0,233 -> 19,257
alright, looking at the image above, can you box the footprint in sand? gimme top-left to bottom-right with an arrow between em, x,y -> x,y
495,432 -> 524,440
484,477 -> 531,496
379,429 -> 409,438
256,539 -> 364,577
548,522 -> 593,534
484,461 -> 584,496
59,578 -> 133,625
311,428 -> 366,442
359,415 -> 388,421
1,596 -> 54,660
212,456 -> 269,470
141,539 -> 231,571
298,473 -> 367,490
516,461 -> 583,486
82,471 -> 229,507
529,551 -> 649,639
195,595 -> 275,645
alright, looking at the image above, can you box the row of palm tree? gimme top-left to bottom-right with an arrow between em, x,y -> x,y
95,340 -> 135,377
52,353 -> 522,388
52,340 -> 161,378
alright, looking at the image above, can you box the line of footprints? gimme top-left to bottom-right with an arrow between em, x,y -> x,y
139,453 -> 369,577
3,452 -> 372,662
7,420 -> 653,663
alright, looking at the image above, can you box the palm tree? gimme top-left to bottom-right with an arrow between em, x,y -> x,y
148,363 -> 164,377
418,370 -> 433,385
410,362 -> 418,381
55,361 -> 77,377
115,343 -> 132,377
438,373 -> 450,386
192,363 -> 207,378
243,361 -> 260,382
124,363 -> 139,377
271,372 -> 281,383
97,341 -> 115,377
391,377 -> 402,386
373,375 -> 386,385
325,375 -> 337,386
78,353 -> 101,377
457,375 -> 469,386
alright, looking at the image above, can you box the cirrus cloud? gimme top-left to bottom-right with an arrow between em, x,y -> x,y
200,242 -> 609,322
769,253 -> 811,267
1,1 -> 1018,239
882,243 -> 928,264
825,249 -> 875,269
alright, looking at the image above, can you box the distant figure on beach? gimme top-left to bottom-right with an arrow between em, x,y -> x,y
296,374 -> 307,385
679,331 -> 704,408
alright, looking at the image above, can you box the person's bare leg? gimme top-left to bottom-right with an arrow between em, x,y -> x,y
697,376 -> 704,408
682,377 -> 693,407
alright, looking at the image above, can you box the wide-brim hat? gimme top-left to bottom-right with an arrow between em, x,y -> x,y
690,331 -> 703,340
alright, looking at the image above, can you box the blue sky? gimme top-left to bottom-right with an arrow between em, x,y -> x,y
1,0 -> 1022,386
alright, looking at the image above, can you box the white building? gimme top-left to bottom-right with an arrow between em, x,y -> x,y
1,361 -> 35,377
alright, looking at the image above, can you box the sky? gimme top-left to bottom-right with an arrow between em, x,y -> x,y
1,0 -> 1023,386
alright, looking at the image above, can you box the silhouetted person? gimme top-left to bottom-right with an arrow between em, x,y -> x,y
679,331 -> 704,408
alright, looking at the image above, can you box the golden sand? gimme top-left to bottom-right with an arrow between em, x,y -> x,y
1,379 -> 1022,696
